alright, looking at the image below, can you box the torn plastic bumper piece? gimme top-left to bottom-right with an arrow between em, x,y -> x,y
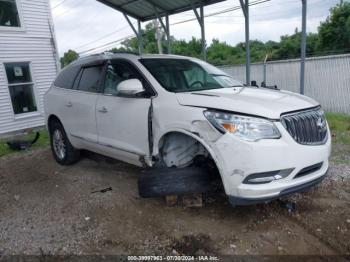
228,172 -> 327,206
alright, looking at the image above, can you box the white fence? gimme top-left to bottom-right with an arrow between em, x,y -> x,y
219,54 -> 350,114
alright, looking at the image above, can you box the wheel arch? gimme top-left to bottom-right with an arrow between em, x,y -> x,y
47,114 -> 62,132
154,129 -> 223,175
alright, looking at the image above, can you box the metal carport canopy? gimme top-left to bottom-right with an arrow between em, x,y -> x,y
96,0 -> 308,95
96,0 -> 227,62
96,0 -> 226,22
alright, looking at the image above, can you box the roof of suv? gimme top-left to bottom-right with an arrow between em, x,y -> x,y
72,52 -> 199,67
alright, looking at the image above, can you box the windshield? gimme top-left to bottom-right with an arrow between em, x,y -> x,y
140,58 -> 243,93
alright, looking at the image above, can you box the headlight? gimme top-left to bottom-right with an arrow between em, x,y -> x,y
203,110 -> 281,141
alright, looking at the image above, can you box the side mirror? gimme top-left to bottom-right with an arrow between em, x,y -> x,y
117,79 -> 144,95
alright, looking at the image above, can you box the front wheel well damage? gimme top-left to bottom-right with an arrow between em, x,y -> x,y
155,132 -> 220,175
138,132 -> 224,198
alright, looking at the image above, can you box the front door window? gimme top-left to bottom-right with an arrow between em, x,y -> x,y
104,62 -> 141,95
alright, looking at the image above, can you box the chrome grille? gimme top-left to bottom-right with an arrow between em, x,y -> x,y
281,107 -> 328,145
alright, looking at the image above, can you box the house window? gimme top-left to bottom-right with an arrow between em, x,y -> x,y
0,0 -> 21,27
5,63 -> 37,115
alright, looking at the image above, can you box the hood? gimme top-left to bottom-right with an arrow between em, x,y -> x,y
175,87 -> 319,119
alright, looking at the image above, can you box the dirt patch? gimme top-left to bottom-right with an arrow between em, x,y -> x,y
0,146 -> 349,256
172,234 -> 216,255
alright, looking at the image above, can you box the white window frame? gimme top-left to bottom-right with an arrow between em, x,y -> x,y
0,0 -> 25,32
3,61 -> 40,119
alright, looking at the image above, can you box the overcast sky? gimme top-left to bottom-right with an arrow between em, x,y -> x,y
50,0 -> 340,57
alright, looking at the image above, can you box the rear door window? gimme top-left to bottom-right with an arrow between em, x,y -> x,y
72,69 -> 83,90
78,66 -> 104,93
54,65 -> 81,89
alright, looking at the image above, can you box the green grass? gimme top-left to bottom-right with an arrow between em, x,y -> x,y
0,129 -> 49,157
326,112 -> 350,144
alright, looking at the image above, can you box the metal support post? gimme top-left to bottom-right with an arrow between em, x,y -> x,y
200,6 -> 206,61
192,5 -> 206,60
165,15 -> 171,54
263,54 -> 268,86
300,0 -> 307,94
239,0 -> 250,85
137,20 -> 143,54
124,14 -> 143,54
152,5 -> 172,54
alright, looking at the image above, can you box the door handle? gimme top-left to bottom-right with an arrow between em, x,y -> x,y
98,106 -> 108,113
66,101 -> 72,107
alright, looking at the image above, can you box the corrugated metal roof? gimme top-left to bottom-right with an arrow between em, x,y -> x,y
96,0 -> 227,21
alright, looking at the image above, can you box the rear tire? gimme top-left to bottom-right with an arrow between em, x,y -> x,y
49,120 -> 80,165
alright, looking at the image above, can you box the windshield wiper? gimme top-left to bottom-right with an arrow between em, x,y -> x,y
210,74 -> 244,87
191,92 -> 219,97
210,74 -> 227,76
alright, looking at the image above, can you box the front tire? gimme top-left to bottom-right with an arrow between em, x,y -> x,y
138,167 -> 212,198
49,120 -> 80,165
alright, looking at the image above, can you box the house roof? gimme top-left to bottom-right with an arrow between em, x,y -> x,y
96,0 -> 227,21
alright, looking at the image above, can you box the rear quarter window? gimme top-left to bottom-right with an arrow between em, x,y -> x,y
54,65 -> 81,89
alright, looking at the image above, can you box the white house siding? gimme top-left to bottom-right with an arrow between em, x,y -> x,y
0,0 -> 58,135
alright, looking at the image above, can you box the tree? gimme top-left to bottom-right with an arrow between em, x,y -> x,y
60,50 -> 79,68
269,31 -> 319,60
207,39 -> 237,65
172,37 -> 202,58
102,1 -> 349,65
318,2 -> 350,53
110,23 -> 159,53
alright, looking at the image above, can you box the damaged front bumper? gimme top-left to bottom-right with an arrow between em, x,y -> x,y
207,122 -> 331,206
228,172 -> 327,206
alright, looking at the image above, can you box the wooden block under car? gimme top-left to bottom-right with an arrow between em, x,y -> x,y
182,193 -> 203,207
165,195 -> 178,206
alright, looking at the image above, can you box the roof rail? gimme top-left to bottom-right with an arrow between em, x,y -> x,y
80,50 -> 139,59
108,50 -> 140,55
79,53 -> 104,59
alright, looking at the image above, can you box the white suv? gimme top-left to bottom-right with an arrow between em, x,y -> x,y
45,53 -> 331,205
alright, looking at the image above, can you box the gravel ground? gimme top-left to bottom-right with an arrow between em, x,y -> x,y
0,144 -> 349,257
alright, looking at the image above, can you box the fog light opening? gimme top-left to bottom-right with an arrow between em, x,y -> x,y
243,168 -> 294,184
